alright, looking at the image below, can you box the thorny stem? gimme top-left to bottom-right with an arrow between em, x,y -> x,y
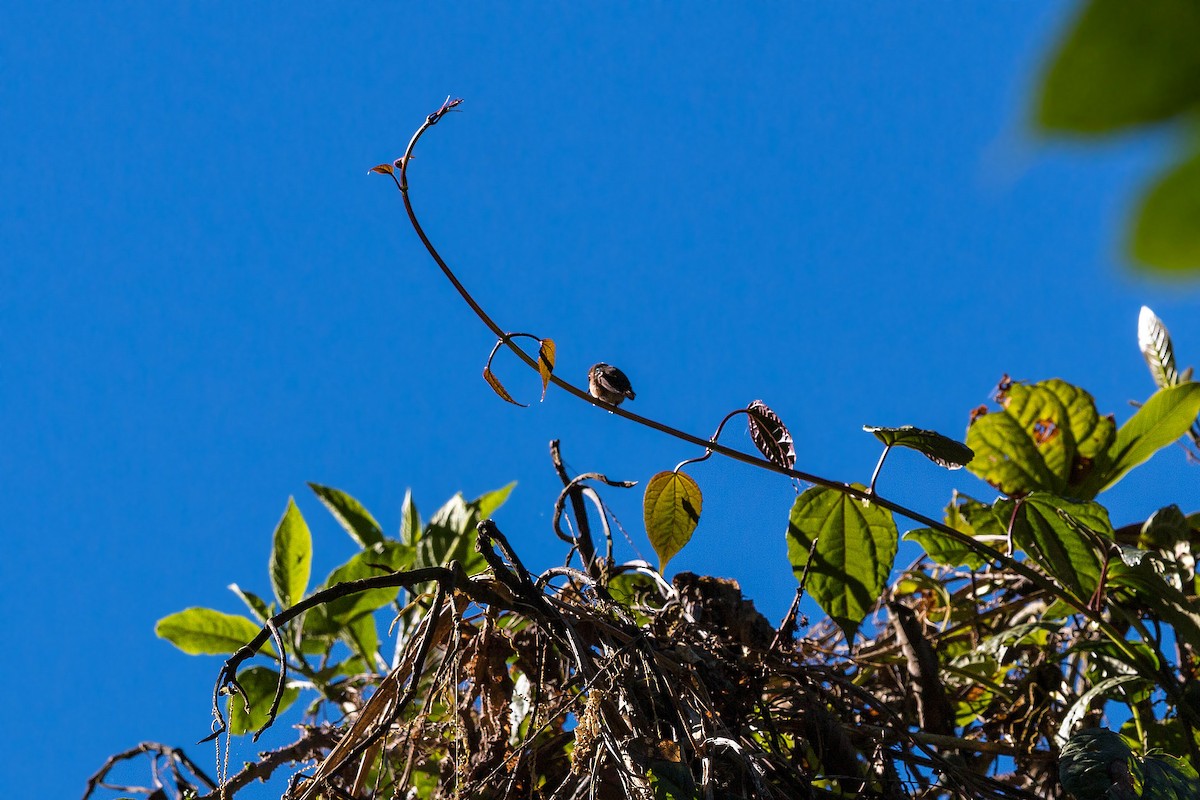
386,97 -> 1174,700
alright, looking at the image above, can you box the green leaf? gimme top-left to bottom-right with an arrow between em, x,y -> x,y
474,481 -> 516,520
904,528 -> 986,570
399,488 -> 421,545
1107,548 -> 1200,651
1140,504 -> 1192,549
342,611 -> 380,668
307,542 -> 414,633
228,583 -> 272,623
864,424 -> 973,469
1036,0 -> 1200,134
1132,150 -> 1200,273
967,379 -> 1116,499
1000,494 -> 1112,597
156,608 -> 270,656
226,665 -> 300,736
785,484 -> 898,642
307,483 -> 384,547
269,498 -> 312,609
643,471 -> 702,571
411,486 -> 513,575
1101,382 -> 1200,491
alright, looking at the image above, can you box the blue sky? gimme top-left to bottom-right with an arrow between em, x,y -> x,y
2,4 -> 1198,798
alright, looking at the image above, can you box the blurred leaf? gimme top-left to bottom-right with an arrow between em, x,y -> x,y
270,498 -> 312,609
1138,306 -> 1182,388
369,163 -> 395,175
226,665 -> 300,736
1037,0 -> 1200,134
643,471 -> 702,571
1100,382 -> 1200,491
1132,150 -> 1200,274
400,488 -> 421,545
483,366 -> 527,407
538,338 -> 556,401
156,608 -> 270,656
308,483 -> 384,548
747,400 -> 797,470
863,424 -> 973,469
904,527 -> 987,570
786,484 -> 897,642
228,583 -> 272,623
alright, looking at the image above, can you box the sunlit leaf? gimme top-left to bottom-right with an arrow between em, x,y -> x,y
1100,382 -> 1200,492
1036,0 -> 1200,134
483,366 -> 527,407
156,608 -> 271,656
227,665 -> 300,736
270,498 -> 312,609
308,483 -> 384,548
538,338 -> 556,401
411,486 -> 512,576
643,470 -> 703,571
1138,306 -> 1182,388
474,481 -> 516,520
863,425 -> 973,469
369,163 -> 395,175
999,493 -> 1112,597
967,378 -> 1116,499
747,400 -> 797,470
1132,150 -> 1200,274
785,484 -> 897,642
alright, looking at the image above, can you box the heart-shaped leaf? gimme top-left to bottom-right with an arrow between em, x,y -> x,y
644,471 -> 703,571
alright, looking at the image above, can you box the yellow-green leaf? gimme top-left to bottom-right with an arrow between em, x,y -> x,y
270,498 -> 312,609
786,484 -> 898,642
156,608 -> 271,656
643,471 -> 702,571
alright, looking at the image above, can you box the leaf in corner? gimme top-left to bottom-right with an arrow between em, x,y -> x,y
1131,150 -> 1200,274
863,425 -> 974,469
538,339 -> 556,401
270,498 -> 312,609
746,400 -> 797,469
483,367 -> 527,407
643,471 -> 703,571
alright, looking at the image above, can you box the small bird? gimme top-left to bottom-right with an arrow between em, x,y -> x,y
588,362 -> 636,406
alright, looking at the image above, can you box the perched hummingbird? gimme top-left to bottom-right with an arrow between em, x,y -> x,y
587,363 -> 636,406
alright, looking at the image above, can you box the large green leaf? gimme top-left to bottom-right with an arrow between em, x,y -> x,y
269,498 -> 312,609
1107,547 -> 1200,651
156,608 -> 271,656
1132,150 -> 1200,273
226,665 -> 300,736
1037,0 -> 1200,134
1060,728 -> 1200,800
999,494 -> 1112,597
1100,382 -> 1200,492
307,482 -> 384,547
643,470 -> 703,571
786,484 -> 897,642
967,379 -> 1114,498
